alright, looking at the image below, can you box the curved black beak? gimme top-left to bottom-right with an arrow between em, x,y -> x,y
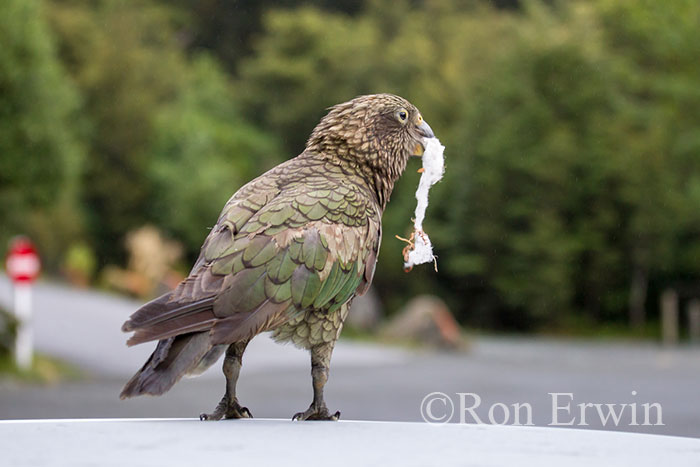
417,120 -> 435,139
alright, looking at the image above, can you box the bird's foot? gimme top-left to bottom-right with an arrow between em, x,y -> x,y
200,396 -> 253,421
292,404 -> 340,421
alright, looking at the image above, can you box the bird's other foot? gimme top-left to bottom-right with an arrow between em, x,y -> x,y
200,396 -> 252,421
292,404 -> 340,421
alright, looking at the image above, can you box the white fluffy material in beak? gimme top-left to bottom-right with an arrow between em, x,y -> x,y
403,137 -> 445,271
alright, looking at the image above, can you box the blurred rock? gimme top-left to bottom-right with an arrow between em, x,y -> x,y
347,287 -> 383,331
381,295 -> 463,349
101,266 -> 152,298
126,225 -> 183,286
102,225 -> 185,298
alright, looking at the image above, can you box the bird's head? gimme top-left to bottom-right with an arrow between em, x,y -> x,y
306,94 -> 434,185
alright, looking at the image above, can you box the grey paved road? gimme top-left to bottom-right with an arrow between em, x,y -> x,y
1,276 -> 699,437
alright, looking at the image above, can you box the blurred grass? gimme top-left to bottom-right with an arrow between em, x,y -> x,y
0,353 -> 84,385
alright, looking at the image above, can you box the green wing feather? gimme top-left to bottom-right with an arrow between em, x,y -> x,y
124,158 -> 381,347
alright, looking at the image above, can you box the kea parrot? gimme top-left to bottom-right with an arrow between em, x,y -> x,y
120,93 -> 435,421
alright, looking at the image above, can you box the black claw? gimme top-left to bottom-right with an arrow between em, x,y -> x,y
201,410 -> 226,421
291,408 -> 340,421
241,407 -> 253,418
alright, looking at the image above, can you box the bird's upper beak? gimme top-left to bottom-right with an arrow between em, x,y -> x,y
412,119 -> 435,156
417,120 -> 435,139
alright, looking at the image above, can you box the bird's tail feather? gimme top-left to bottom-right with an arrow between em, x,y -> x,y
120,332 -> 211,399
187,344 -> 226,377
122,291 -> 217,346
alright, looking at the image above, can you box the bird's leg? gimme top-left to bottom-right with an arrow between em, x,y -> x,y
200,340 -> 251,421
292,342 -> 340,421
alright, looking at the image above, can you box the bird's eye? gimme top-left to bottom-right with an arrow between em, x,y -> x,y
397,109 -> 408,123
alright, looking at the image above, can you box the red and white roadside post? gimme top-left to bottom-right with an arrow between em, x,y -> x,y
5,237 -> 41,369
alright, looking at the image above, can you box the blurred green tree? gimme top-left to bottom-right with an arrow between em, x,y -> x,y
235,0 -> 700,331
237,6 -> 380,155
48,0 -> 284,265
6,0 -> 695,333
0,0 -> 85,269
48,0 -> 188,264
147,55 -> 281,258
234,0 -> 531,322
166,0 -> 366,73
597,0 -> 700,326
